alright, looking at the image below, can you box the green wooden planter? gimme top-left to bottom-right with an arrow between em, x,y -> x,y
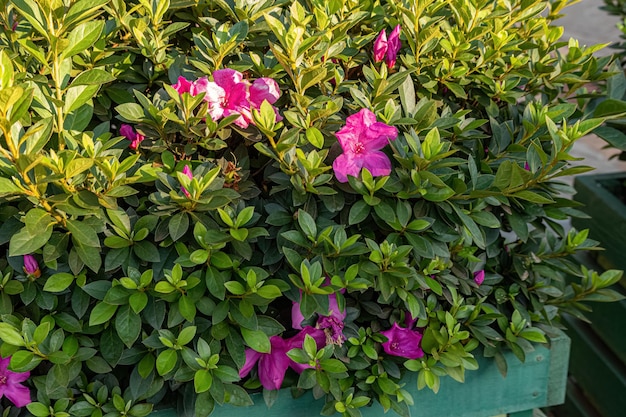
572,173 -> 626,277
150,332 -> 569,417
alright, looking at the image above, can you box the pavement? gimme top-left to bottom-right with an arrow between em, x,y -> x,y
559,0 -> 626,174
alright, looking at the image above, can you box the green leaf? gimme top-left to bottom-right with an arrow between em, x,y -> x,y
115,305 -> 142,348
64,84 -> 99,113
594,98 -> 626,118
194,369 -> 213,393
129,292 -> 148,314
43,273 -> 75,292
66,157 -> 94,179
27,403 -> 50,417
512,190 -> 554,204
0,323 -> 24,346
61,21 -> 104,59
305,127 -> 324,148
297,209 -> 317,239
348,200 -> 370,225
71,69 -> 116,86
179,295 -> 196,322
115,103 -> 145,122
0,178 -> 23,195
12,0 -> 47,37
66,219 -> 100,247
9,226 -> 52,256
169,212 -> 189,241
24,208 -> 54,236
0,50 -> 13,90
156,350 -> 178,375
89,302 -> 118,326
74,243 -> 102,273
240,328 -> 271,353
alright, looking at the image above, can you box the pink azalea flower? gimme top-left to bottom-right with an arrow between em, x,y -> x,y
292,293 -> 347,346
372,25 -> 401,68
250,77 -> 283,122
332,108 -> 398,183
189,76 -> 227,122
373,30 -> 388,63
474,270 -> 485,286
207,69 -> 252,128
386,25 -> 402,68
171,76 -> 194,94
181,165 -> 193,198
23,255 -> 40,279
120,124 -> 144,150
171,71 -> 282,129
238,327 -> 325,390
380,322 -> 424,359
0,356 -> 31,407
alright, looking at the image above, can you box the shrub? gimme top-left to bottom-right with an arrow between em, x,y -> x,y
0,0 -> 622,416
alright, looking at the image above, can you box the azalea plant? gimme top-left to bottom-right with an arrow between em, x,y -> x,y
0,0 -> 623,417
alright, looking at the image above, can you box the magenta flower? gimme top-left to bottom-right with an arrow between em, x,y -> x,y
204,69 -> 252,128
474,270 -> 485,286
380,322 -> 424,359
22,255 -> 40,279
386,25 -> 402,68
238,327 -> 325,390
181,165 -> 193,198
250,77 -> 283,122
524,162 -> 530,171
372,25 -> 401,68
0,356 -> 31,407
172,76 -> 194,94
332,108 -> 398,183
373,30 -> 388,63
171,71 -> 282,129
120,124 -> 144,150
292,293 -> 347,346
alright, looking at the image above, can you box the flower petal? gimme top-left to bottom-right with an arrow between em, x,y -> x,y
238,349 -> 262,378
3,382 -> 31,407
362,122 -> 398,151
120,124 -> 136,141
332,153 -> 362,183
327,293 -> 346,321
361,150 -> 392,177
257,340 -> 289,390
291,301 -> 305,330
373,30 -> 388,62
380,323 -> 424,359
172,76 -> 193,94
385,25 -> 402,68
250,78 -> 281,107
212,69 -> 245,90
192,78 -> 226,103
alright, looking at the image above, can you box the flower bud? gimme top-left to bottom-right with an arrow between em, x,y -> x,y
23,255 -> 40,279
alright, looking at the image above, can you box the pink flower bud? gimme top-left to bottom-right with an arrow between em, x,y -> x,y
373,29 -> 388,62
385,25 -> 402,68
120,124 -> 144,150
474,270 -> 485,286
23,255 -> 40,278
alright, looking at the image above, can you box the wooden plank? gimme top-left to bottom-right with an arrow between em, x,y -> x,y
150,332 -> 569,417
548,378 -> 603,417
573,253 -> 626,364
564,315 -> 626,417
573,173 -> 626,280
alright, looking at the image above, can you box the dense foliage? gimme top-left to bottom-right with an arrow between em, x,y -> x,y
0,0 -> 623,416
